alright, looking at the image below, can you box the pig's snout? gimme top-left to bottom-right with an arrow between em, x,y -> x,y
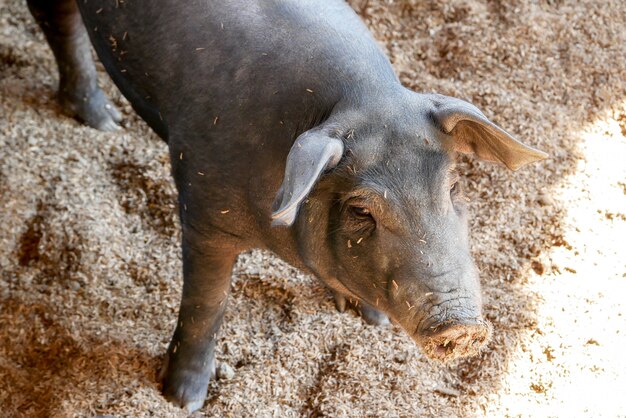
419,318 -> 492,361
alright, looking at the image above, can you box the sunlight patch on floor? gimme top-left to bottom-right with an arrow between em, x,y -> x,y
486,104 -> 626,417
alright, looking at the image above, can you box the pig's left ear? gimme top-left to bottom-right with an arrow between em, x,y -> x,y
429,95 -> 548,170
271,130 -> 344,227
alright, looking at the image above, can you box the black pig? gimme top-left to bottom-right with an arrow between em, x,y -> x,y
25,0 -> 547,411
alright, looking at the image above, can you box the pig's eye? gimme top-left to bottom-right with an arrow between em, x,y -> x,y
450,181 -> 459,193
349,205 -> 371,218
345,204 -> 376,233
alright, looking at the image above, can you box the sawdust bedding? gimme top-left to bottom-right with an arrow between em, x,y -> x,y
1,0 -> 625,416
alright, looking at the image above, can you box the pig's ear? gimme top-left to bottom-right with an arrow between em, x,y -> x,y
271,131 -> 344,227
429,95 -> 548,170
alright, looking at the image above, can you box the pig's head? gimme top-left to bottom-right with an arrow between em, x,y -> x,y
271,92 -> 547,361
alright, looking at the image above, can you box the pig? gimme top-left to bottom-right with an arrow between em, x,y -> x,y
25,0 -> 548,411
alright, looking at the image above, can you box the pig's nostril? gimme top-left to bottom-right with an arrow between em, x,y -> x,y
434,341 -> 456,357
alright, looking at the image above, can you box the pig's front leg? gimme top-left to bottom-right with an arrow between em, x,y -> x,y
332,291 -> 390,326
161,226 -> 237,412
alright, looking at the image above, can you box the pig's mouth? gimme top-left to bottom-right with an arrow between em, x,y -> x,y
411,317 -> 492,362
329,276 -> 492,361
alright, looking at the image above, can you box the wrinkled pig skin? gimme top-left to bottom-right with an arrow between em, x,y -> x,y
24,0 -> 547,411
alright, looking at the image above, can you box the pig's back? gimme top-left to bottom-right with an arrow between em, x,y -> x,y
77,0 -> 398,142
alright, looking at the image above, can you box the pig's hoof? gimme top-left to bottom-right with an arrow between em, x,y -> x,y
160,352 -> 215,412
332,291 -> 390,326
333,291 -> 348,313
60,88 -> 122,132
360,304 -> 390,326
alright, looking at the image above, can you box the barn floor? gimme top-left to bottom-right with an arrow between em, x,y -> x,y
1,0 -> 625,416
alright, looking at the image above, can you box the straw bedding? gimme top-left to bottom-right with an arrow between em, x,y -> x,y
1,0 -> 625,416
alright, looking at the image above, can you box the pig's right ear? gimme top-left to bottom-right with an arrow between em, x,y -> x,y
428,95 -> 548,170
271,131 -> 344,227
